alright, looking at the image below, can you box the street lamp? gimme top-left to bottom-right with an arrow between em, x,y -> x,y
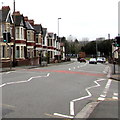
58,18 -> 61,37
58,18 -> 61,62
96,40 -> 98,58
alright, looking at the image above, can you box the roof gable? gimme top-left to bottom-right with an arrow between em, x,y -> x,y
33,24 -> 43,34
25,21 -> 34,30
13,15 -> 26,27
1,6 -> 13,23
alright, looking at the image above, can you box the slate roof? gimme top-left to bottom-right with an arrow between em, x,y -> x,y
13,15 -> 26,27
48,33 -> 53,38
42,28 -> 47,38
33,24 -> 43,34
25,21 -> 34,30
0,7 -> 13,23
2,9 -> 9,22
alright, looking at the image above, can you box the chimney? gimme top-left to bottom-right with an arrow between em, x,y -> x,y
13,11 -> 21,16
2,6 -> 10,10
28,19 -> 34,26
24,16 -> 28,21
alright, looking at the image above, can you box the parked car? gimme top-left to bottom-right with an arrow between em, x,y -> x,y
79,58 -> 86,63
89,58 -> 97,64
97,57 -> 106,63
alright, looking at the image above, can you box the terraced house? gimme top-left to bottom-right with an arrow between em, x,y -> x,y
13,11 -> 26,59
24,17 -> 36,58
0,6 -> 14,61
0,6 -> 65,67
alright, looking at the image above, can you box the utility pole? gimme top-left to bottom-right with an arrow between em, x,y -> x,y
96,39 -> 98,58
12,0 -> 16,67
58,18 -> 61,62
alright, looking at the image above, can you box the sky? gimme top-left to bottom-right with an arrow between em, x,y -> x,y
0,0 -> 119,41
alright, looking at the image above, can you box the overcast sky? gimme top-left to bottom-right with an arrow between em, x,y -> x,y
1,0 -> 119,41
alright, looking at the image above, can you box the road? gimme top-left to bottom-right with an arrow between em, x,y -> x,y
1,60 -> 118,119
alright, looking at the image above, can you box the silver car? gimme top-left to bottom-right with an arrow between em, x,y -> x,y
89,58 -> 97,64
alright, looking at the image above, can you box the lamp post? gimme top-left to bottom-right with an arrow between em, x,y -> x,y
13,0 -> 16,67
96,39 -> 98,58
58,18 -> 61,62
58,18 -> 61,37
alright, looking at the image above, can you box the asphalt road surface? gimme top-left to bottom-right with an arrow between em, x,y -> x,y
1,60 -> 118,119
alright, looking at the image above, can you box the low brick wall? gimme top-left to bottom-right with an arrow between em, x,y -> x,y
1,61 -> 11,68
1,57 -> 40,68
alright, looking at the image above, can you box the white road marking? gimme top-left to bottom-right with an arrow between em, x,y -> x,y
0,73 -> 50,88
70,78 -> 106,116
97,79 -> 112,101
78,69 -> 102,74
112,93 -> 118,100
113,93 -> 118,96
100,94 -> 106,97
112,96 -> 118,100
53,113 -> 74,118
70,101 -> 74,115
97,97 -> 105,101
69,62 -> 88,71
0,83 -> 6,87
2,71 -> 16,74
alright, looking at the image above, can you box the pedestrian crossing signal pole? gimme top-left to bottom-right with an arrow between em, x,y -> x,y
3,32 -> 12,70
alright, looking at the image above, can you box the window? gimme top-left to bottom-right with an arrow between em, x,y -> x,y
36,35 -> 38,43
16,46 -> 19,58
32,31 -> 34,41
16,28 -> 19,39
21,28 -> 23,39
10,27 -> 13,37
43,37 -> 45,45
27,31 -> 30,41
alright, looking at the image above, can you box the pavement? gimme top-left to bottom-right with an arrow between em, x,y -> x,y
0,61 -> 73,73
88,101 -> 119,119
87,64 -> 119,119
110,64 -> 120,81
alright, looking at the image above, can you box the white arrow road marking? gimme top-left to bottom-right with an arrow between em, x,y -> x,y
0,73 -> 50,88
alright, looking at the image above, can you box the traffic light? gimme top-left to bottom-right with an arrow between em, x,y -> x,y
3,32 -> 11,43
3,32 -> 7,43
115,36 -> 120,47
